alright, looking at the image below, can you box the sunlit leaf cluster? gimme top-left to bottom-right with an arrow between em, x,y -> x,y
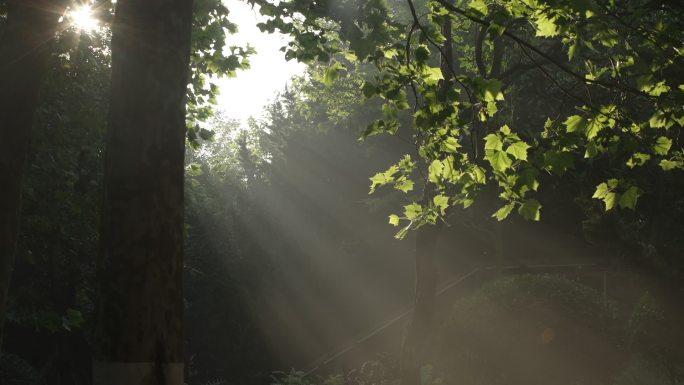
247,0 -> 683,238
187,0 -> 256,145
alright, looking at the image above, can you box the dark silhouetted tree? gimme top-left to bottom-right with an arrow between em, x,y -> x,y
93,1 -> 193,384
0,0 -> 67,351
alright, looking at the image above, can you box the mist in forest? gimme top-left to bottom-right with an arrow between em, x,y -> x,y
1,1 -> 683,385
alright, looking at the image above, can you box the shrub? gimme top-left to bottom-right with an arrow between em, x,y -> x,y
0,353 -> 43,385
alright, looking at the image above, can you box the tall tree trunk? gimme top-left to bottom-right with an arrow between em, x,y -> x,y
400,5 -> 454,385
0,0 -> 65,352
399,218 -> 442,385
93,1 -> 193,384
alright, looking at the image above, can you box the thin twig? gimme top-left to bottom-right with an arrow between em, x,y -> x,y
405,21 -> 420,111
432,0 -> 658,100
406,0 -> 473,102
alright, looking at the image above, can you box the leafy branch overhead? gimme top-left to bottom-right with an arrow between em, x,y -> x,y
247,0 -> 683,237
187,0 -> 256,147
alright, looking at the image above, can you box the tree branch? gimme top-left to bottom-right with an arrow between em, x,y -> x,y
432,0 -> 657,99
489,35 -> 505,79
405,21 -> 420,111
474,24 -> 487,77
406,0 -> 473,102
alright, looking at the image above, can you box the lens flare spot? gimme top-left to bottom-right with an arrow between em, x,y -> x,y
69,5 -> 99,32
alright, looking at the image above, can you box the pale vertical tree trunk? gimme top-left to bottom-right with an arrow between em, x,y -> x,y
0,0 -> 66,352
93,1 -> 193,384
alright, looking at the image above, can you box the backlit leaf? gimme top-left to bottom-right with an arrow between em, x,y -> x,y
485,150 -> 512,172
653,136 -> 672,155
618,186 -> 641,210
493,202 -> 515,221
433,194 -> 449,215
564,115 -> 586,133
404,203 -> 423,220
484,134 -> 503,151
518,199 -> 541,221
506,141 -> 531,161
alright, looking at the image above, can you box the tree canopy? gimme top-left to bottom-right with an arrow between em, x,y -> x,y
248,0 -> 683,234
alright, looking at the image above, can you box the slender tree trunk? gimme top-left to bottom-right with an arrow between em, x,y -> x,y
400,5 -> 454,385
399,218 -> 442,385
93,1 -> 193,384
0,0 -> 65,352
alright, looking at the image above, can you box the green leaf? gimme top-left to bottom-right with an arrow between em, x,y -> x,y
187,162 -> 204,176
618,186 -> 641,210
433,194 -> 449,215
653,136 -> 672,155
440,136 -> 461,153
626,153 -> 650,168
593,181 -> 617,211
361,81 -> 376,98
485,101 -> 498,117
404,203 -> 423,220
493,202 -> 515,221
428,159 -> 444,183
469,0 -> 488,15
535,14 -> 559,37
585,141 -> 599,158
62,309 -> 84,331
564,115 -> 587,133
586,119 -> 604,140
484,133 -> 503,151
518,199 -> 541,221
395,178 -> 414,193
487,23 -> 505,38
382,102 -> 398,120
543,150 -> 574,175
568,41 -> 578,60
361,119 -> 398,139
383,48 -> 399,59
424,67 -> 444,85
388,214 -> 400,226
518,167 -> 540,192
592,182 -> 609,199
649,111 -> 673,129
198,128 -> 214,140
485,150 -> 512,172
482,79 -> 504,102
471,165 -> 487,184
440,157 -> 458,181
369,165 -> 399,193
323,62 -> 345,86
414,45 -> 430,63
398,154 -> 416,172
506,141 -> 531,161
659,159 -> 682,171
640,80 -> 670,96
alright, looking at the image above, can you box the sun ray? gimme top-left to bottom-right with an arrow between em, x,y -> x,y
68,3 -> 100,33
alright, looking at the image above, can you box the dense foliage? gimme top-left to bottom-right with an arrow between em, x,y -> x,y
247,0 -> 684,270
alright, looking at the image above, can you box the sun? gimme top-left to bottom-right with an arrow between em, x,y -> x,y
68,4 -> 100,33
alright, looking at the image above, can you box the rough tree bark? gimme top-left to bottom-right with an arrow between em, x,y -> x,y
399,6 -> 454,385
0,0 -> 66,351
93,1 -> 193,384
